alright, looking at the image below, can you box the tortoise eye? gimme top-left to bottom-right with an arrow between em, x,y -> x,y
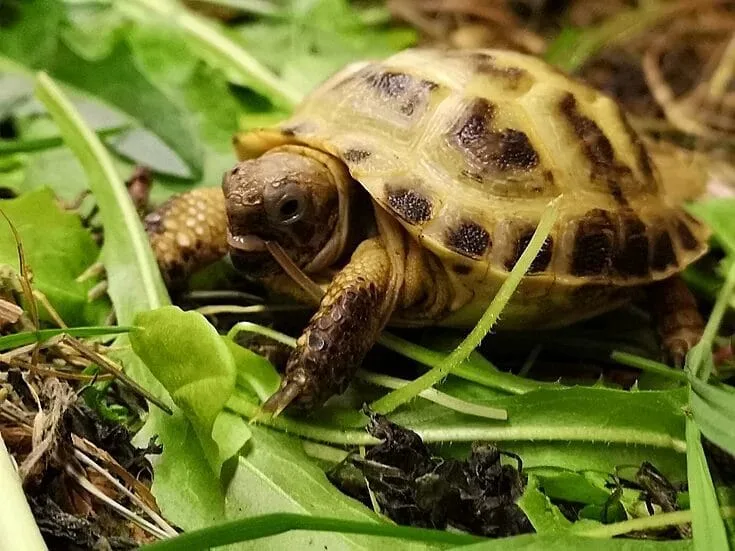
267,184 -> 308,225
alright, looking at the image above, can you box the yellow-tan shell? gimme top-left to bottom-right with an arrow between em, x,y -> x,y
234,48 -> 710,328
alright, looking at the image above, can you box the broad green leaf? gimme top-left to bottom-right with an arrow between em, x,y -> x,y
0,187 -> 109,326
131,306 -> 251,472
1,4 -> 206,179
0,0 -> 63,70
117,0 -> 302,109
517,475 -> 572,533
50,40 -> 204,179
225,426 -> 434,550
390,387 -> 687,478
235,0 -> 417,92
685,417 -> 730,551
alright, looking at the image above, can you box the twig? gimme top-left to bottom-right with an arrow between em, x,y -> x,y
73,449 -> 177,537
65,464 -> 170,540
62,336 -> 172,415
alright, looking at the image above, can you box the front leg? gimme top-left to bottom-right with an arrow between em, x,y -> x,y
263,237 -> 396,414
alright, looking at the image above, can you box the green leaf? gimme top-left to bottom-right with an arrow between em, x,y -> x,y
685,417 -> 730,551
50,40 -> 205,179
0,187 -> 110,326
35,72 -> 170,325
0,0 -> 63,70
389,386 -> 688,479
117,0 -> 302,109
223,426 -> 439,550
517,475 -> 572,533
225,338 -> 280,402
131,306 -> 251,473
688,199 -> 735,255
0,4 -> 206,179
529,468 -> 611,506
235,0 -> 417,93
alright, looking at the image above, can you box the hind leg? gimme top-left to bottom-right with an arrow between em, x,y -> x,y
648,276 -> 705,367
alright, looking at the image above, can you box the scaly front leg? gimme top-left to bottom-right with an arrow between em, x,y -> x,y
263,237 -> 397,414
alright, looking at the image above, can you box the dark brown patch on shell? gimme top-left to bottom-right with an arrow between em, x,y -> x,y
651,231 -> 678,271
365,70 -> 438,117
675,218 -> 699,250
342,148 -> 371,163
617,104 -> 655,187
472,54 -> 529,89
386,188 -> 433,224
613,212 -> 649,277
446,221 -> 491,258
570,209 -> 616,276
452,98 -> 539,172
505,227 -> 553,273
559,94 -> 636,205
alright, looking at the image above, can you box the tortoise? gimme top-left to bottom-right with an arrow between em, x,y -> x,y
146,48 -> 710,414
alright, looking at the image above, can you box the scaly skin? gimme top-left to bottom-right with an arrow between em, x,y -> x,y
262,237 -> 394,414
648,275 -> 705,368
144,187 -> 227,287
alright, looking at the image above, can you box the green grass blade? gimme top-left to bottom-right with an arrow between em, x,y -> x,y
370,197 -> 561,414
117,0 -> 301,109
0,125 -> 130,156
138,512 -> 483,550
34,72 -> 170,324
688,256 -> 735,379
0,326 -> 135,351
377,332 -> 548,394
685,416 -> 730,551
610,350 -> 688,383
356,369 -> 507,420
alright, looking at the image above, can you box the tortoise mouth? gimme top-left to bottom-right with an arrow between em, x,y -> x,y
226,231 -> 280,276
226,231 -> 268,253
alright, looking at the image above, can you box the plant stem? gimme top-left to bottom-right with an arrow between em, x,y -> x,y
370,198 -> 561,414
0,437 -> 47,551
355,369 -> 507,420
689,256 -> 735,378
610,351 -> 688,383
579,506 -> 735,538
0,125 -> 130,156
377,333 -> 547,394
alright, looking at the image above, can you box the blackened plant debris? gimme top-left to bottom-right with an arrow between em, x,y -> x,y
29,495 -> 137,551
328,414 -> 532,537
635,461 -> 690,539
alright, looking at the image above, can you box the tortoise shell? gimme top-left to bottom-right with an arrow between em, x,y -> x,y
234,49 -> 709,328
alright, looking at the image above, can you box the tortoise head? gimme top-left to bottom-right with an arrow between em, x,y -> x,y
222,146 -> 345,277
